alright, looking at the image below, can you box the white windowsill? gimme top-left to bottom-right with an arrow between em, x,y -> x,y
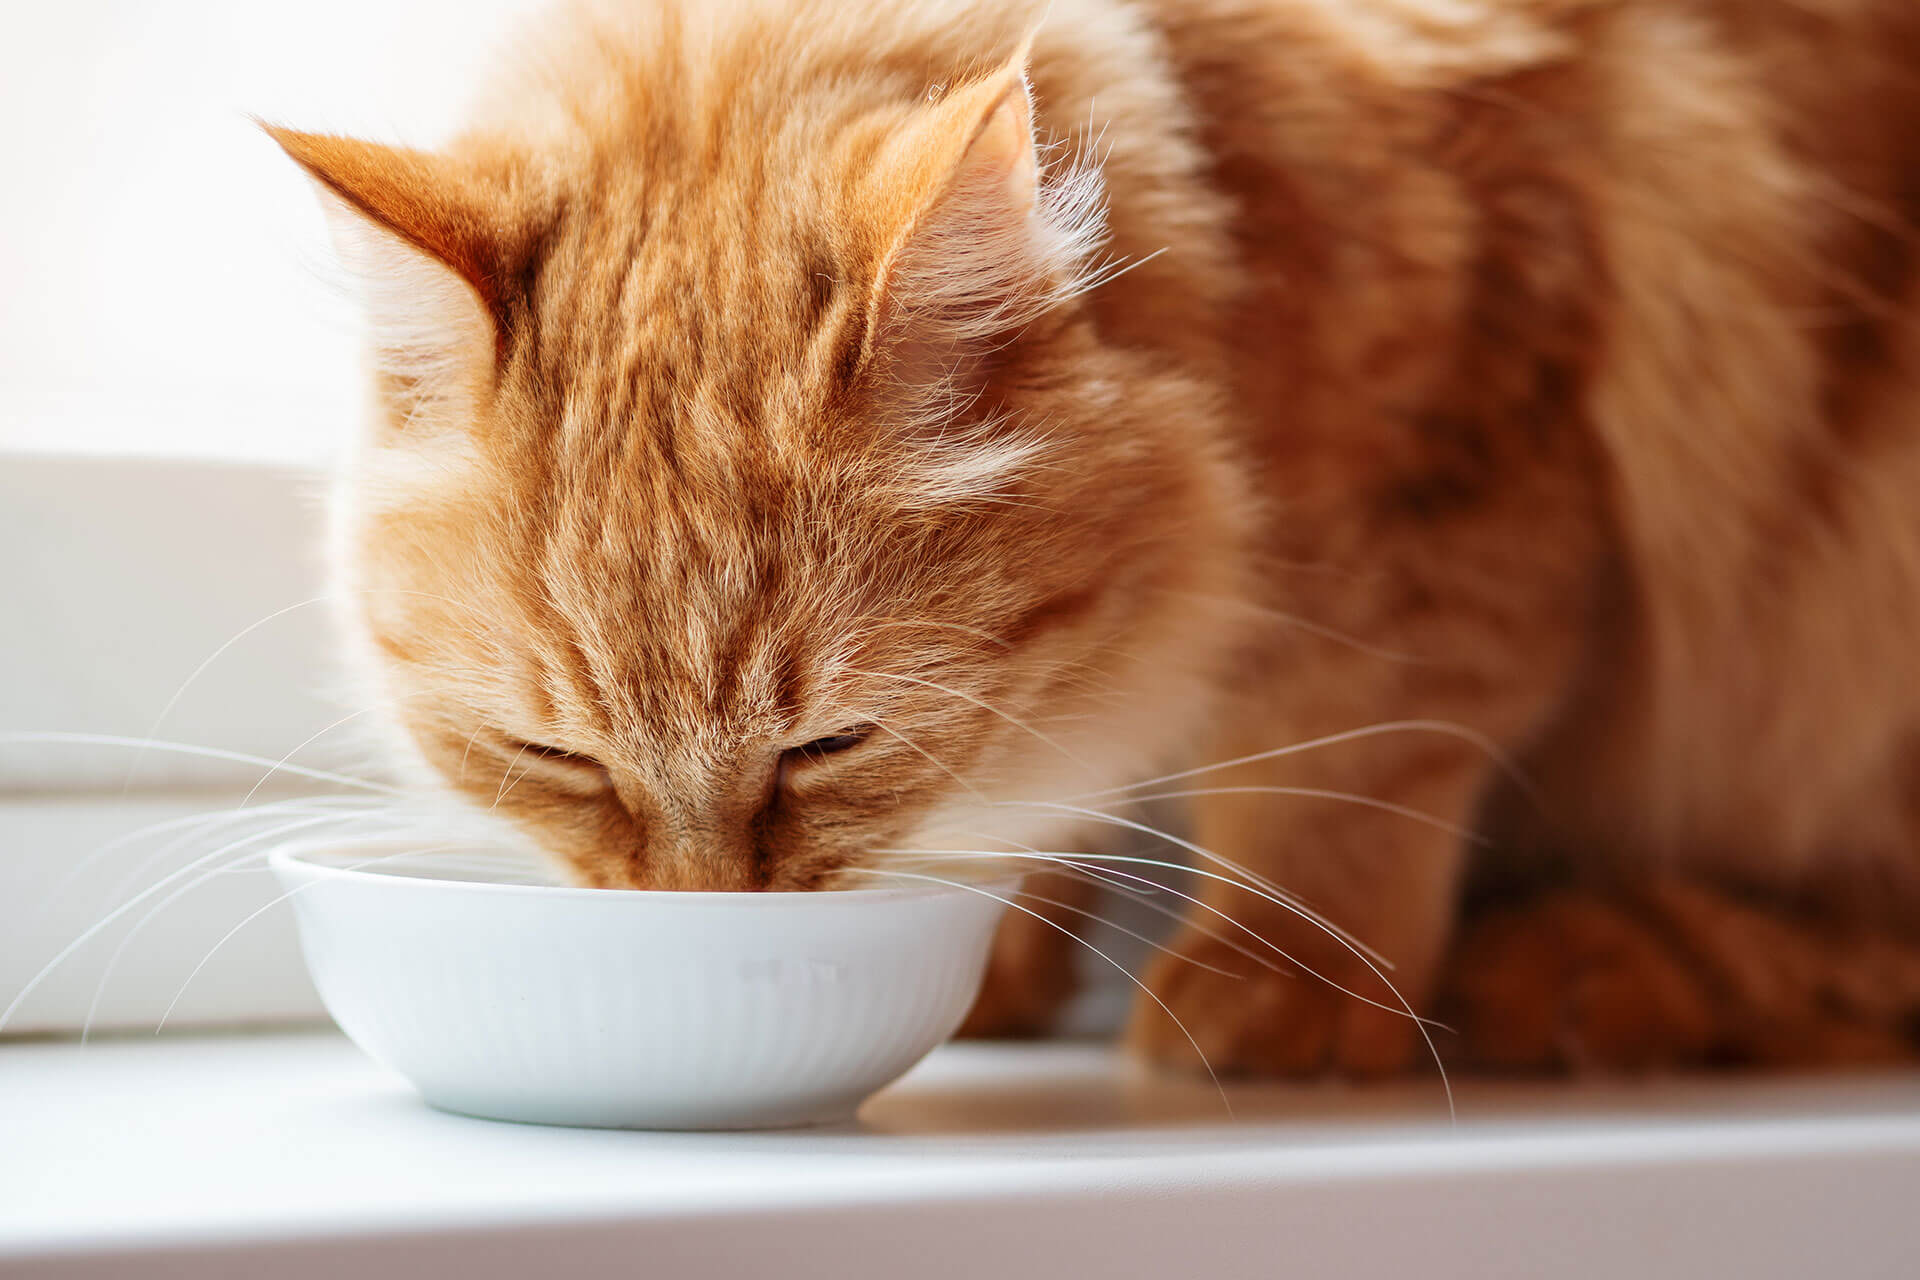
7,1031 -> 1920,1279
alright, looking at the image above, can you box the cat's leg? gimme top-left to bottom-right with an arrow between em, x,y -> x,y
1440,876 -> 1920,1071
1123,710 -> 1514,1077
1125,491 -> 1598,1076
956,869 -> 1093,1038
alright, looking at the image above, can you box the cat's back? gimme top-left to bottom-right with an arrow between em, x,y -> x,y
1131,0 -> 1920,894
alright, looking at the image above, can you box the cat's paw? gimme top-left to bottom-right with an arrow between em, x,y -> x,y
1442,883 -> 1920,1072
1124,931 -> 1425,1078
1438,892 -> 1721,1072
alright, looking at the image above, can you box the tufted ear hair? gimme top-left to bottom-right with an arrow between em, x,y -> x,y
263,124 -> 529,430
866,44 -> 1109,388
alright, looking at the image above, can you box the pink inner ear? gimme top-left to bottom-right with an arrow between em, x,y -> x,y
954,75 -> 1039,211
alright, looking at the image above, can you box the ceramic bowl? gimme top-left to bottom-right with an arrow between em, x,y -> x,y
270,842 -> 1011,1130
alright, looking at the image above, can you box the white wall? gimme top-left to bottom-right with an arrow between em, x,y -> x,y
0,456 -> 347,791
0,0 -> 543,463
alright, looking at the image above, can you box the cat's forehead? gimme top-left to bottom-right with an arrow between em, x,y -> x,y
525,157 -> 869,422
385,523 -> 816,758
479,451 -> 844,731
498,198 -> 896,555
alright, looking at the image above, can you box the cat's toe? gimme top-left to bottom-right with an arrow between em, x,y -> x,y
1439,891 -> 1720,1073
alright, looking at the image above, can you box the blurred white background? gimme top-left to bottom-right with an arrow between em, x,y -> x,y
0,0 -> 543,462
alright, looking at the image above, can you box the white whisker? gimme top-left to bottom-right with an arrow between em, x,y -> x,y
3,732 -> 397,794
120,585 -> 501,792
1071,719 -> 1536,806
236,701 -> 421,808
1112,785 -> 1490,846
152,842 -> 494,1034
861,714 -> 988,802
122,594 -> 339,791
3,806 -> 411,1034
994,800 -> 1390,967
77,810 -> 425,1041
851,616 -> 1013,650
879,844 -> 1455,1121
893,854 -> 1286,977
844,668 -> 1086,767
97,797 -> 395,910
490,741 -> 535,811
941,833 -> 1291,973
1006,883 -> 1244,979
855,866 -> 1235,1119
1157,589 -> 1426,664
39,795 -> 385,914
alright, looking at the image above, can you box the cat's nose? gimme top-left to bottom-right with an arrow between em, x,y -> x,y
627,804 -> 768,892
640,838 -> 763,892
602,759 -> 775,890
602,766 -> 773,891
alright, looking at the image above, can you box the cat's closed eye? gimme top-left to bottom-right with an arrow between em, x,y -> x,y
781,728 -> 873,769
505,738 -> 604,772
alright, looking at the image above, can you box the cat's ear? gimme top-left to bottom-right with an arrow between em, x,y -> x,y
869,47 -> 1106,367
262,124 -> 519,429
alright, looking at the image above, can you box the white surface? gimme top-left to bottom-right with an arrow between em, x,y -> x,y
5,1032 -> 1920,1279
273,845 -> 1011,1129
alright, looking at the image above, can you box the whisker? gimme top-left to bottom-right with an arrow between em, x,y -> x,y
850,616 -> 1013,650
490,741 -> 535,811
878,844 -> 1455,1120
994,799 -> 1390,967
860,714 -> 988,802
2,732 -> 398,794
97,797 -> 395,910
457,722 -> 489,785
236,698 -> 429,809
928,846 -> 1451,1030
948,831 -> 1161,898
940,832 -> 1292,973
854,866 -> 1235,1119
891,855 -> 1285,976
124,585 -> 505,792
77,810 -> 424,1041
122,594 -> 340,792
38,795 -> 387,914
1070,719 -> 1537,808
1112,785 -> 1490,847
151,843 -> 520,1035
1006,884 -> 1245,979
1157,589 -> 1427,664
886,847 -> 1353,986
844,668 -> 1088,767
1,807 -> 410,1034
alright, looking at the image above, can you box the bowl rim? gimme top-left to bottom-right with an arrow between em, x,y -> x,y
268,839 -> 1024,905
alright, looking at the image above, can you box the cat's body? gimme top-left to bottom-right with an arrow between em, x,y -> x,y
273,0 -> 1920,1076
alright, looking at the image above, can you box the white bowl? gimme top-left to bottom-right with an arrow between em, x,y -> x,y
269,842 -> 1011,1130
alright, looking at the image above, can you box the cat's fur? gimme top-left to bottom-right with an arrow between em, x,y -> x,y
271,0 -> 1920,1077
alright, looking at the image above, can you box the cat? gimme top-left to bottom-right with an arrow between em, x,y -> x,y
268,0 -> 1920,1078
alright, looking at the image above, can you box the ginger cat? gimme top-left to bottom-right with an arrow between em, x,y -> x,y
270,0 -> 1920,1078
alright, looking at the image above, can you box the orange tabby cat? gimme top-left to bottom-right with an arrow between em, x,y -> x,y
270,0 -> 1920,1077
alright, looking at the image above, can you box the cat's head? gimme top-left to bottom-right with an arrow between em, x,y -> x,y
271,38 -> 1247,890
